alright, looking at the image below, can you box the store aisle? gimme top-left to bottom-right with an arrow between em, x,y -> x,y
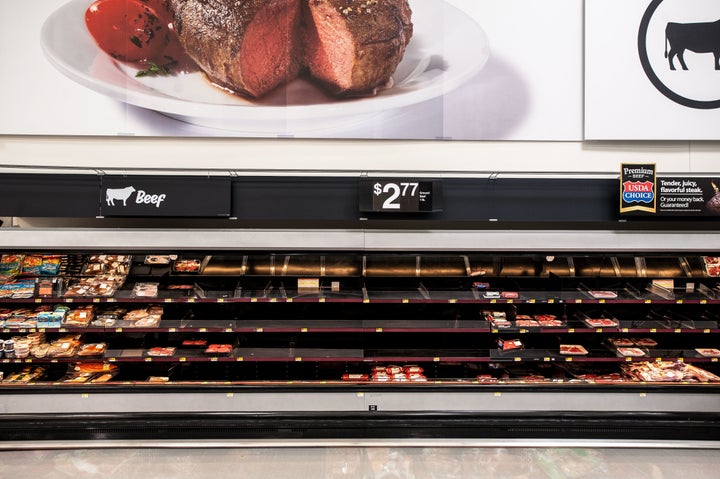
0,445 -> 718,479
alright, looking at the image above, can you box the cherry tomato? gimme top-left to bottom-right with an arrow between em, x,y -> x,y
138,0 -> 172,25
85,0 -> 169,63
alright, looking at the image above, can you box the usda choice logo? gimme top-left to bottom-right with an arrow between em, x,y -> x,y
622,181 -> 655,203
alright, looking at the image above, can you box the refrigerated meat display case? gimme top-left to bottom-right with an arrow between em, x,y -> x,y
0,235 -> 717,442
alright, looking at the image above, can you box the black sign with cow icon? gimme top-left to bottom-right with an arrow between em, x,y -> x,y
100,176 -> 232,217
639,0 -> 720,109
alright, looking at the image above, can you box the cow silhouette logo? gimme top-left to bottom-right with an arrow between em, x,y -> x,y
665,19 -> 720,70
639,0 -> 720,109
105,186 -> 136,206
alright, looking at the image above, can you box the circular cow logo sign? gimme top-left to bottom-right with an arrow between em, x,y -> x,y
638,0 -> 720,109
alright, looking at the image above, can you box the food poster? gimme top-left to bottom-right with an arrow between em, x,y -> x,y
585,0 -> 720,140
0,0 -> 582,140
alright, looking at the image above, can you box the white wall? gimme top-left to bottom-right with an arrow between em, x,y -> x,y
0,136 -> 718,176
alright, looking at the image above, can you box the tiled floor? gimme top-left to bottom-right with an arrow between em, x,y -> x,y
0,445 -> 718,478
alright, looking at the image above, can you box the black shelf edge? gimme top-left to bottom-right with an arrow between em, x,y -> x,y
0,411 -> 717,441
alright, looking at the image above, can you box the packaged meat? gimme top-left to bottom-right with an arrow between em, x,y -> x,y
472,282 -> 490,290
78,343 -> 107,357
147,347 -> 176,357
0,279 -> 36,299
622,361 -> 719,382
73,362 -> 118,374
404,365 -> 424,374
607,338 -> 635,348
703,257 -> 720,277
535,314 -> 564,327
616,347 -> 647,357
560,344 -> 589,355
634,338 -> 658,347
589,290 -> 618,299
63,306 -> 96,327
341,374 -> 369,381
583,318 -> 619,328
132,282 -> 159,298
145,255 -> 174,265
515,319 -> 540,328
476,374 -> 498,383
695,348 -> 720,357
0,254 -> 24,277
205,344 -> 233,355
147,376 -> 170,383
173,259 -> 201,273
182,339 -> 208,347
498,338 -> 524,351
65,274 -> 126,297
501,291 -> 519,299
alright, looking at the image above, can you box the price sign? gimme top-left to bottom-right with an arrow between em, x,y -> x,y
359,180 -> 442,213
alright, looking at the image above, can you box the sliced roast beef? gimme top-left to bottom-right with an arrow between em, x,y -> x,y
303,0 -> 413,95
169,0 -> 302,98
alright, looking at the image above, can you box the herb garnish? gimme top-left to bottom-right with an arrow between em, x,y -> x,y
135,58 -> 179,77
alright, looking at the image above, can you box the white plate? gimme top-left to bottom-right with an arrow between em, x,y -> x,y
41,0 -> 489,134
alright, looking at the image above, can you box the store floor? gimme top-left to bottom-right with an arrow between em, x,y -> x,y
1,442 -> 719,479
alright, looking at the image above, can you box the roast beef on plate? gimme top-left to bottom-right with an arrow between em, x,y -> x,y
169,0 -> 413,98
169,0 -> 303,98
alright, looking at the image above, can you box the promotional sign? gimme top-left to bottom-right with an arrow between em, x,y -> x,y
585,0 -> 720,140
100,176 -> 231,217
585,0 -> 720,139
655,177 -> 720,216
620,164 -> 657,214
0,0 -> 583,140
620,164 -> 720,216
359,180 -> 442,213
